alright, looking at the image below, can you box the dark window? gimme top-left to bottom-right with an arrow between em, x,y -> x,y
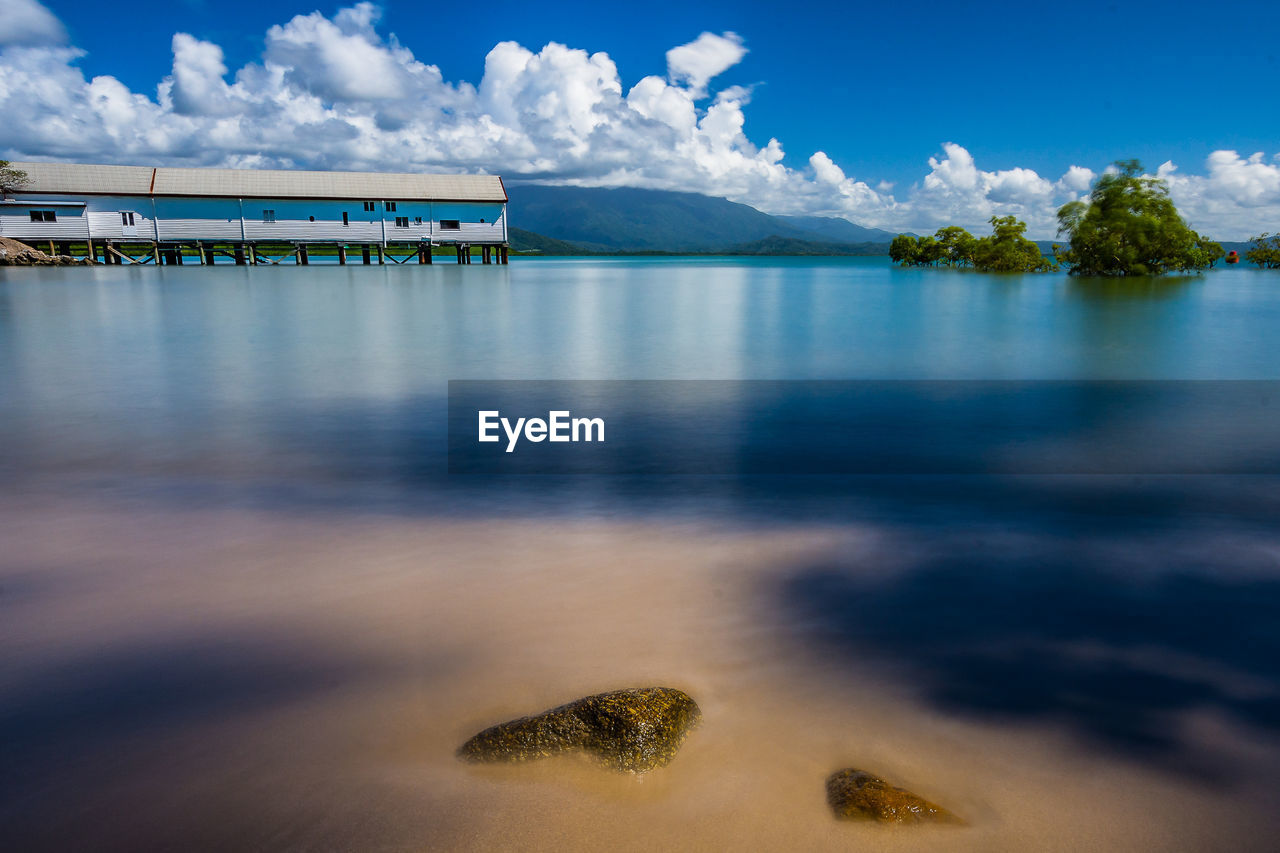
120,212 -> 135,226
440,219 -> 460,230
363,201 -> 375,211
394,217 -> 409,228
29,210 -> 57,222
414,216 -> 422,225
262,210 -> 276,223
342,212 -> 349,226
385,201 -> 397,212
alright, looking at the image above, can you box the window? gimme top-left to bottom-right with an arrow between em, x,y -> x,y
262,210 -> 276,223
120,212 -> 135,226
394,217 -> 409,228
385,201 -> 397,212
363,201 -> 375,211
29,210 -> 57,222
414,216 -> 422,225
342,211 -> 349,226
440,219 -> 460,230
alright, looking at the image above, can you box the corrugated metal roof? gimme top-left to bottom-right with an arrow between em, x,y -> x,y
8,162 -> 507,202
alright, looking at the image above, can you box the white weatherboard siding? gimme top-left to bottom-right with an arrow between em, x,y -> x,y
1,163 -> 509,246
0,202 -> 89,242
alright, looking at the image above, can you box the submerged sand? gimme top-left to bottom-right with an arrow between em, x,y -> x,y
2,491 -> 1279,852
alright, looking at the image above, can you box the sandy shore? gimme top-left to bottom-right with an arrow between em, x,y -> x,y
3,490 -> 1279,851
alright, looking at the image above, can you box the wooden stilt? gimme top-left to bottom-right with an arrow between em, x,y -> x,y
298,244 -> 309,265
362,245 -> 371,265
425,244 -> 433,264
234,244 -> 246,265
338,245 -> 347,265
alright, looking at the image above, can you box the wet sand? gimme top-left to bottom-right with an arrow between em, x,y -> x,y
3,490 -> 1279,852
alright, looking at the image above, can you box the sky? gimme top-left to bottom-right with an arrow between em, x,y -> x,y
2,0 -> 1278,238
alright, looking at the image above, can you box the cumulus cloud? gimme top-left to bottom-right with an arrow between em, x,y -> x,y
0,4 -> 1276,238
665,31 -> 747,98
0,0 -> 66,47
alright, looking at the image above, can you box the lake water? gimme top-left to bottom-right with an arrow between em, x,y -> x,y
3,257 -> 1280,851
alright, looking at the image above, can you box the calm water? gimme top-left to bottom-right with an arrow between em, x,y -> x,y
3,257 -> 1280,851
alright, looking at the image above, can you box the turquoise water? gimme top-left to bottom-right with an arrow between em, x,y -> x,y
2,258 -> 1278,491
3,257 -> 1280,850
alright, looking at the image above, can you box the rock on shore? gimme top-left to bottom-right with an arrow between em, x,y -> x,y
826,768 -> 964,825
458,687 -> 701,772
0,237 -> 90,266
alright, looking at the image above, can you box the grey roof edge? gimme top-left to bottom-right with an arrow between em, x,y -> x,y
6,162 -> 509,203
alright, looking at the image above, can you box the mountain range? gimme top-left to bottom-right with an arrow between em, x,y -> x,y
504,185 -> 896,255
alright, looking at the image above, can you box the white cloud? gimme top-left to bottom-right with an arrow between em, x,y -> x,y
0,0 -> 66,47
665,31 -> 747,99
0,5 -> 1276,239
1158,151 -> 1280,239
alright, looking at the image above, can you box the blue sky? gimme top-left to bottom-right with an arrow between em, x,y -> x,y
3,0 -> 1279,237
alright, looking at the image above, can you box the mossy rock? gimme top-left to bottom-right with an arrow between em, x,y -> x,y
458,687 -> 701,773
826,768 -> 964,825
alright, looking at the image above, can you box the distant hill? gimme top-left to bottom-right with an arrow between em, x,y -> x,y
775,214 -> 900,243
507,227 -> 588,255
507,226 -> 887,257
506,185 -> 890,254
719,235 -> 890,256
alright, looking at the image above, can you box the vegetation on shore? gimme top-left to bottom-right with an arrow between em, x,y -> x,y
891,160 -> 1235,276
1055,160 -> 1222,275
0,160 -> 29,195
1245,233 -> 1280,269
890,216 -> 1054,272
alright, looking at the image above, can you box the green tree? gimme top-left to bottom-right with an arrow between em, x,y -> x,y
934,225 -> 977,267
1244,233 -> 1280,269
915,235 -> 943,266
1055,160 -> 1216,276
889,233 -> 920,266
972,215 -> 1054,272
0,160 -> 28,195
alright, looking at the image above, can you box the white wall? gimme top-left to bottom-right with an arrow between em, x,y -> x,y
1,193 -> 508,244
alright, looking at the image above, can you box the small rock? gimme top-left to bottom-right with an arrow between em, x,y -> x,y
826,768 -> 964,825
458,687 -> 701,772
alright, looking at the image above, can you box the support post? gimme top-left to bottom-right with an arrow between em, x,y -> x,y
362,245 -> 371,265
152,243 -> 161,265
337,245 -> 347,265
376,244 -> 385,265
456,244 -> 464,264
249,243 -> 258,265
298,244 -> 309,265
234,244 -> 247,265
